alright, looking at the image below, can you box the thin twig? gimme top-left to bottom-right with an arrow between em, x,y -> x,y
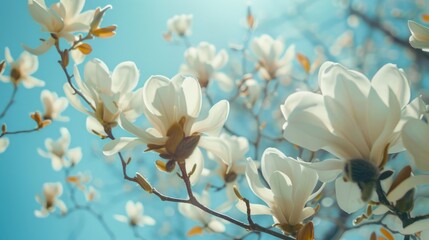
0,85 -> 18,119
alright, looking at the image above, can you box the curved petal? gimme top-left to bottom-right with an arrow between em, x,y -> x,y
212,72 -> 233,92
191,100 -> 229,136
0,137 -> 9,153
181,76 -> 202,118
198,136 -> 231,170
371,64 -> 410,108
335,177 -> 365,214
103,137 -> 144,156
22,37 -> 56,55
245,158 -> 274,205
236,202 -> 272,215
208,220 -> 225,233
111,61 -> 139,95
298,158 -> 344,182
402,119 -> 429,171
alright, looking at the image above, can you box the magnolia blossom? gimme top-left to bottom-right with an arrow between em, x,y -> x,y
24,0 -> 95,55
238,148 -> 322,234
402,115 -> 429,171
180,42 -> 233,91
114,201 -> 156,227
103,75 -> 231,184
167,14 -> 192,37
178,190 -> 225,233
408,21 -> 429,52
239,76 -> 261,108
281,62 -> 424,213
41,90 -> 69,121
64,59 -> 142,136
251,34 -> 295,83
209,134 -> 249,211
37,128 -> 82,171
0,48 -> 44,88
35,182 -> 67,217
0,137 -> 9,154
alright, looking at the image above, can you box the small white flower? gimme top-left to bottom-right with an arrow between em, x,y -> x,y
178,190 -> 225,233
408,21 -> 429,52
114,201 -> 156,227
64,59 -> 142,136
402,116 -> 429,171
35,182 -> 67,218
238,148 -> 322,234
41,90 -> 69,121
37,128 -> 82,171
0,137 -> 9,154
239,76 -> 261,108
24,0 -> 95,55
167,14 -> 193,37
251,35 -> 295,83
281,61 -> 425,213
0,48 -> 44,88
104,75 -> 231,184
180,42 -> 232,91
209,134 -> 249,211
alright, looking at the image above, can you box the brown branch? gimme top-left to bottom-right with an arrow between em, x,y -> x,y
0,85 -> 18,119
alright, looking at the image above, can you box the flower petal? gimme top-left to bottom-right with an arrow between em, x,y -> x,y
191,100 -> 229,136
335,177 -> 365,214
402,119 -> 429,171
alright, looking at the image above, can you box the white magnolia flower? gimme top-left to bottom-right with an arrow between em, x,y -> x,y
24,0 -> 95,55
41,90 -> 69,121
251,35 -> 295,83
408,21 -> 429,52
103,75 -> 231,184
239,76 -> 261,108
167,14 -> 192,37
114,201 -> 156,227
37,128 -> 82,171
402,116 -> 429,171
209,134 -> 249,211
0,137 -> 9,154
0,48 -> 44,88
64,59 -> 142,136
180,42 -> 232,91
238,148 -> 322,234
381,214 -> 429,237
178,190 -> 225,233
281,61 -> 424,213
35,182 -> 67,217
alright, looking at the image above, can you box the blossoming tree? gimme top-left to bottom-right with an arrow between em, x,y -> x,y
1,0 -> 429,239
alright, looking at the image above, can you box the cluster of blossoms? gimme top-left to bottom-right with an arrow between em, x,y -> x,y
3,0 -> 429,239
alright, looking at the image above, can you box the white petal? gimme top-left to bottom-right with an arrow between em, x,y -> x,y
142,216 -> 156,226
114,214 -> 129,223
335,177 -> 365,214
111,61 -> 139,95
181,76 -> 202,118
86,116 -> 106,136
0,137 -> 9,153
103,138 -> 144,156
191,100 -> 229,135
208,220 -> 225,233
212,72 -> 233,92
236,202 -> 272,215
371,64 -> 410,108
198,136 -> 231,170
22,76 -> 45,88
245,159 -> 274,204
22,37 -> 56,55
402,119 -> 429,171
298,158 -> 344,182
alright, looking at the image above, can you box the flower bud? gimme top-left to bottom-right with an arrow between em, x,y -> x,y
136,173 -> 153,193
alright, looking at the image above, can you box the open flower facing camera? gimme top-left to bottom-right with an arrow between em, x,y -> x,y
2,1 -> 429,240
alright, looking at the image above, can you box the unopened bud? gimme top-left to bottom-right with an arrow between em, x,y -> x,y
0,60 -> 5,74
61,49 -> 69,67
188,163 -> 197,177
296,222 -> 314,240
136,173 -> 153,193
233,185 -> 243,200
1,124 -> 6,134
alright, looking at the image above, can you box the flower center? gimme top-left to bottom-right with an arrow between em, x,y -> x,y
344,159 -> 380,201
146,117 -> 200,172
